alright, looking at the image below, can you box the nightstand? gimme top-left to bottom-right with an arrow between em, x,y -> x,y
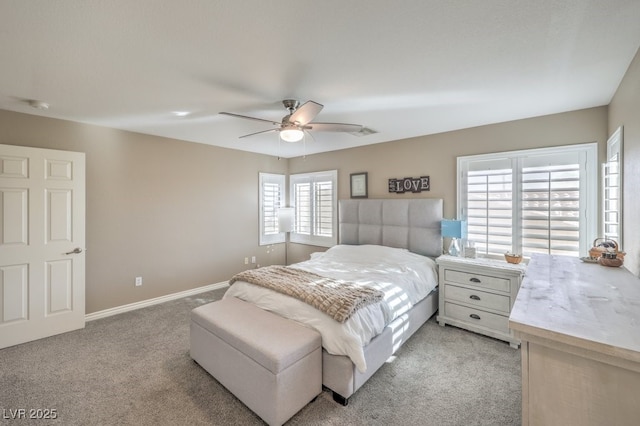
436,255 -> 526,348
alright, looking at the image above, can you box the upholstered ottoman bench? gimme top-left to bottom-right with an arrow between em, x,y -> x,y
190,296 -> 322,426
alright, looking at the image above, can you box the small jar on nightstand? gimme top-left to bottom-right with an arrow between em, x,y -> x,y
463,241 -> 476,258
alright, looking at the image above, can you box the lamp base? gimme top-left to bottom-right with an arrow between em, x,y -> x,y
448,238 -> 461,257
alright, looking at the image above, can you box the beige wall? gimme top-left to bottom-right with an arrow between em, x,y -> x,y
0,103 -> 616,311
0,110 -> 287,313
609,47 -> 640,277
288,107 -> 608,264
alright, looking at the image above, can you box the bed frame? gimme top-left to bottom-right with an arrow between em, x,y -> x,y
324,198 -> 443,404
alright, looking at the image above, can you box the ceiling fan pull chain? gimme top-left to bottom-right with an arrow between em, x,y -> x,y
277,132 -> 282,160
303,131 -> 307,160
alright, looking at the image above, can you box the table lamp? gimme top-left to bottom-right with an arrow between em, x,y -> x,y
441,219 -> 467,257
277,207 -> 294,265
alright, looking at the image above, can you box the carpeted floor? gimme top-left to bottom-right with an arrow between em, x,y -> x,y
0,287 -> 521,425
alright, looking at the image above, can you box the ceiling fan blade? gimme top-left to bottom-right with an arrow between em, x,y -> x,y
289,101 -> 323,126
239,128 -> 278,139
219,112 -> 280,126
307,122 -> 363,133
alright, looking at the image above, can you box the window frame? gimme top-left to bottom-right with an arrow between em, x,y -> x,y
457,143 -> 598,259
289,170 -> 338,247
603,127 -> 623,248
259,172 -> 286,246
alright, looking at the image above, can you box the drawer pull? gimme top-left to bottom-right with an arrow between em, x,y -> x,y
469,314 -> 481,320
469,278 -> 481,283
469,295 -> 481,301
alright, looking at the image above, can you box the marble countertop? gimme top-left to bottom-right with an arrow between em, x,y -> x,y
509,254 -> 640,362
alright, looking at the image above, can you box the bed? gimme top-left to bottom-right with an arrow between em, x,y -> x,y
225,198 -> 443,404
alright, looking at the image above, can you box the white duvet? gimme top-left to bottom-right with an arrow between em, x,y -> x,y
223,244 -> 438,372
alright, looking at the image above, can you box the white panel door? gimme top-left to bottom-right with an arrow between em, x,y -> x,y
0,144 -> 85,349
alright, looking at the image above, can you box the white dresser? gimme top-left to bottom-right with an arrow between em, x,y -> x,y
510,254 -> 640,426
436,255 -> 525,348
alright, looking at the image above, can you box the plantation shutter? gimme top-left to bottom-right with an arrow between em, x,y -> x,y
294,182 -> 311,235
603,127 -> 623,246
314,180 -> 333,237
466,160 -> 513,256
263,181 -> 280,236
603,160 -> 621,242
521,159 -> 580,257
259,173 -> 285,245
459,144 -> 596,259
290,170 -> 337,247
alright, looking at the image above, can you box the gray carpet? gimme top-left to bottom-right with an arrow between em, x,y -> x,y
0,288 -> 521,425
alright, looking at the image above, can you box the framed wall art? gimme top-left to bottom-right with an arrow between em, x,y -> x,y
350,172 -> 368,198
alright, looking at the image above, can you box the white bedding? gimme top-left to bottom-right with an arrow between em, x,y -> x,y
223,244 -> 438,372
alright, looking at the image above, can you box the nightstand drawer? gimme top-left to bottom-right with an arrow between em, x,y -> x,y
443,269 -> 510,293
444,302 -> 510,334
444,284 -> 510,313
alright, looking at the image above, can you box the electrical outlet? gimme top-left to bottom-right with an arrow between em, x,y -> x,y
244,257 -> 249,265
135,276 -> 142,287
251,256 -> 256,264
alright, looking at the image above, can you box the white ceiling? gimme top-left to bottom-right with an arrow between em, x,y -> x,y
1,1 -> 639,158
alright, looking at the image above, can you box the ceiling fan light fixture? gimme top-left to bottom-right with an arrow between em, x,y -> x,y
280,128 -> 304,143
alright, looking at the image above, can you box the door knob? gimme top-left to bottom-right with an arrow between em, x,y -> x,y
65,248 -> 83,255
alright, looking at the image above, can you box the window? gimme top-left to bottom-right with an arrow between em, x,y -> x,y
458,144 -> 597,258
603,127 -> 623,247
259,172 -> 285,245
289,170 -> 337,247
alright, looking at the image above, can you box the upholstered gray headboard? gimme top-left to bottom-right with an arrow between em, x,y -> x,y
339,198 -> 443,258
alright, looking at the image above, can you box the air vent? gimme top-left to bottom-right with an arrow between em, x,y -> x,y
350,127 -> 378,137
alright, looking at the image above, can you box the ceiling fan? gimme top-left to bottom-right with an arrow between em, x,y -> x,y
220,99 -> 365,142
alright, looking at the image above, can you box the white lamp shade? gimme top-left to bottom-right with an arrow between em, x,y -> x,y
277,207 -> 295,233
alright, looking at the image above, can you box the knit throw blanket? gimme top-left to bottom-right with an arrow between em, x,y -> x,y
229,266 -> 384,323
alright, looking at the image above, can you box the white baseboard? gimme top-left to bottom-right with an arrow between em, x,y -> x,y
85,281 -> 229,322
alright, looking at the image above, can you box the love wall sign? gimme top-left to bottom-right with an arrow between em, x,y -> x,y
388,176 -> 430,193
